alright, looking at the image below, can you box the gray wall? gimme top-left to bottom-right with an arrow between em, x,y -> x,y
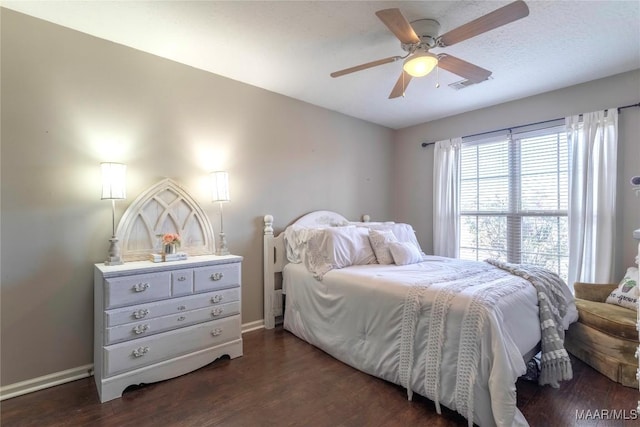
393,70 -> 640,279
0,9 -> 393,386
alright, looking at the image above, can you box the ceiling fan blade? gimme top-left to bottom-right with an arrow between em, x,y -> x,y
376,9 -> 420,45
330,56 -> 401,78
437,0 -> 529,47
389,71 -> 413,99
437,54 -> 492,82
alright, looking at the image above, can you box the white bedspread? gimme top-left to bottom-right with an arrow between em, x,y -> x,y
283,256 -> 578,427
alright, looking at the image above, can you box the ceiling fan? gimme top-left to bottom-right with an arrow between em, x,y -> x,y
330,0 -> 529,99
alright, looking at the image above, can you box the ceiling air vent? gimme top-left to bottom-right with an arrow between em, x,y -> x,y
448,76 -> 493,90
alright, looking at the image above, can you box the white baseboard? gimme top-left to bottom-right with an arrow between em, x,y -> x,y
0,364 -> 93,401
241,319 -> 265,333
0,320 -> 267,401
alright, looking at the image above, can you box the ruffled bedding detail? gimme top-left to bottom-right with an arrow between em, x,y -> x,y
400,282 -> 431,400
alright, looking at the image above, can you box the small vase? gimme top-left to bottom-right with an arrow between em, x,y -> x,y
164,243 -> 177,254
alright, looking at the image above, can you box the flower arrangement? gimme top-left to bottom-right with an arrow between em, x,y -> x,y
161,233 -> 181,247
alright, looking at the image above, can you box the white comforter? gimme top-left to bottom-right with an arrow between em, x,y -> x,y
283,257 -> 578,427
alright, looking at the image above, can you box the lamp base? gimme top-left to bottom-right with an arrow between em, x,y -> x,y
105,237 -> 124,266
216,232 -> 229,256
105,257 -> 124,266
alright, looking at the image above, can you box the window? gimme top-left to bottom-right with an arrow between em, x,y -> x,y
459,123 -> 569,281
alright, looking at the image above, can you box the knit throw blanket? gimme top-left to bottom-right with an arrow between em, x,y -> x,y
486,259 -> 573,387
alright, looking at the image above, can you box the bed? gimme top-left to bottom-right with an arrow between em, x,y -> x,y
263,211 -> 578,427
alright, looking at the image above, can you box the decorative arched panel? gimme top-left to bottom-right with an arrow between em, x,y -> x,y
116,178 -> 215,261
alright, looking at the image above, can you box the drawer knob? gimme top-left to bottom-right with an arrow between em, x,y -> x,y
177,276 -> 187,282
177,305 -> 187,311
132,346 -> 149,358
210,294 -> 224,304
211,308 -> 224,317
211,328 -> 223,336
177,316 -> 186,321
133,282 -> 150,292
133,324 -> 149,335
133,309 -> 149,319
210,272 -> 224,281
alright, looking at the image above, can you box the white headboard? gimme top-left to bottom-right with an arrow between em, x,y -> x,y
116,178 -> 216,261
262,210 -> 364,329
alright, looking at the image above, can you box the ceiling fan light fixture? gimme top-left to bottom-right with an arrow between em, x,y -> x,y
403,51 -> 438,77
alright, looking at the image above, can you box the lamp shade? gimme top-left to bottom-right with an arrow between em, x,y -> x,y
211,171 -> 230,202
101,162 -> 127,200
403,52 -> 438,77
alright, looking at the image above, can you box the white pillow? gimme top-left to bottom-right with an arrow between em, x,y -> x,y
367,223 -> 425,255
605,267 -> 638,311
284,225 -> 328,263
389,241 -> 423,266
303,226 -> 376,279
368,229 -> 398,265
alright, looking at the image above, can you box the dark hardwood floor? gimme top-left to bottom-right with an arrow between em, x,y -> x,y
1,327 -> 638,426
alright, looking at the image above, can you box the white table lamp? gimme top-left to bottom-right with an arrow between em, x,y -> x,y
101,162 -> 126,265
211,171 -> 230,256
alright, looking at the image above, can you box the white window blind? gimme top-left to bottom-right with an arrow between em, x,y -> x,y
459,122 -> 569,280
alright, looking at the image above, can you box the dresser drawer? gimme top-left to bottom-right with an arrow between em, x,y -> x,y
103,315 -> 241,377
105,288 -> 240,327
105,300 -> 240,345
171,269 -> 193,296
194,263 -> 240,293
105,272 -> 172,309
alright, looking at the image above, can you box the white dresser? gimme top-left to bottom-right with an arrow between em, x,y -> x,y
94,254 -> 243,402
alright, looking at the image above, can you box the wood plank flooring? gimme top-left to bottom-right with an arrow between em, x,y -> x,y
1,327 -> 638,426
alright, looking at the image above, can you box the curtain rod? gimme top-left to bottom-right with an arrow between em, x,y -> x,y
420,102 -> 640,148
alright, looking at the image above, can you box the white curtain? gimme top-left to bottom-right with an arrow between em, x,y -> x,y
567,109 -> 618,286
433,138 -> 462,258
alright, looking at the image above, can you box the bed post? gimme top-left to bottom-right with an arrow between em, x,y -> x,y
263,215 -> 275,329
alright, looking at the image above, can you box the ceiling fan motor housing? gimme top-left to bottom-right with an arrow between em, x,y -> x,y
402,19 -> 441,53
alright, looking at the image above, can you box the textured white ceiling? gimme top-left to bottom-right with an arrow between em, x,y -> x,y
3,1 -> 640,129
